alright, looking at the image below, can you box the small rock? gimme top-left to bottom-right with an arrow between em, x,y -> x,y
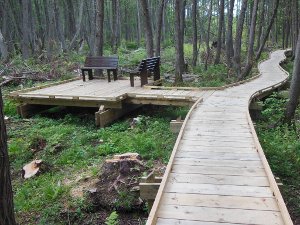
130,186 -> 140,192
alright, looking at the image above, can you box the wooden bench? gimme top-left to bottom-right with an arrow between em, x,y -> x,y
81,56 -> 118,82
129,57 -> 160,87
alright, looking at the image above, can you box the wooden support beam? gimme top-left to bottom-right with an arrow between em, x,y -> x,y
170,117 -> 184,134
125,98 -> 195,107
139,171 -> 162,212
17,104 -> 54,118
14,97 -> 123,109
249,101 -> 264,110
95,104 -> 141,127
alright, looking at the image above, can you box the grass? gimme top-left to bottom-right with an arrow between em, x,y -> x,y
3,85 -> 185,223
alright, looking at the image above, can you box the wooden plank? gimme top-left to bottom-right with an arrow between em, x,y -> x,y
173,158 -> 263,168
171,165 -> 266,176
175,151 -> 260,161
146,98 -> 203,225
168,173 -> 268,186
161,193 -> 278,210
179,140 -> 255,148
156,218 -> 236,225
177,145 -> 257,153
157,205 -> 284,225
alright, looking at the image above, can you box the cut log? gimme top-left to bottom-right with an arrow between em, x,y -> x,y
22,159 -> 43,179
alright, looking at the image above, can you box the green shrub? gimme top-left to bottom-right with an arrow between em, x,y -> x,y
105,211 -> 119,225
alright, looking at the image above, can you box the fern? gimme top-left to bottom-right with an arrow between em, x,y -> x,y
105,211 -> 119,225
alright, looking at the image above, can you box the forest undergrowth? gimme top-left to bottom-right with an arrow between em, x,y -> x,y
256,58 -> 300,224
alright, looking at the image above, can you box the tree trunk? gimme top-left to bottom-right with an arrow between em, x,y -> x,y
136,0 -> 141,46
174,0 -> 185,83
226,0 -> 235,68
22,0 -> 31,59
240,0 -> 259,79
94,0 -> 104,56
0,88 -> 17,225
54,1 -> 66,52
68,1 -> 85,51
256,0 -> 265,51
0,29 -> 8,62
192,0 -> 198,67
205,0 -> 213,70
140,0 -> 154,57
65,0 -> 76,40
46,0 -> 57,61
215,0 -> 225,64
284,32 -> 300,123
232,0 -> 248,77
112,0 -> 119,54
155,0 -> 166,56
255,0 -> 280,60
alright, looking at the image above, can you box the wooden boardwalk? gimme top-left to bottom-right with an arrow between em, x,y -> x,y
10,50 -> 293,224
147,50 -> 293,225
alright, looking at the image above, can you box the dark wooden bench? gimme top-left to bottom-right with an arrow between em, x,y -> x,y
81,56 -> 118,82
129,57 -> 160,87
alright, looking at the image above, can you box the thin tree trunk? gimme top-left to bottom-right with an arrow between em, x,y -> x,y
54,1 -> 66,52
68,1 -> 84,51
155,0 -> 166,56
136,0 -> 141,47
65,0 -> 76,40
256,0 -> 265,51
0,88 -> 17,225
112,0 -> 119,54
215,0 -> 225,64
140,0 -> 154,57
240,0 -> 259,79
175,0 -> 185,83
46,0 -> 57,61
255,0 -> 280,60
232,0 -> 248,77
192,0 -> 198,67
226,0 -> 235,68
284,32 -> 300,123
0,29 -> 8,62
94,0 -> 104,76
205,0 -> 213,70
22,0 -> 31,59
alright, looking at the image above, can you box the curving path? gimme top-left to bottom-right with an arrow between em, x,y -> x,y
147,50 -> 293,225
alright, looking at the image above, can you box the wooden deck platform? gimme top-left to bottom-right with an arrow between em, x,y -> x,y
147,50 -> 293,225
10,78 -> 214,108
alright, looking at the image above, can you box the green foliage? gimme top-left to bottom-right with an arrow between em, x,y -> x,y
3,89 -> 180,223
3,99 -> 17,116
105,211 -> 119,225
261,93 -> 287,123
115,191 -> 136,211
257,93 -> 300,219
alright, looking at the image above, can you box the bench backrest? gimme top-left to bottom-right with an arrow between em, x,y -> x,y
84,56 -> 118,68
137,57 -> 160,73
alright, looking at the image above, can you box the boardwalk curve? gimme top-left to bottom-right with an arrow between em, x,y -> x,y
147,50 -> 293,225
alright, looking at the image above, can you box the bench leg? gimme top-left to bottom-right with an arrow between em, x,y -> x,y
82,70 -> 86,82
107,70 -> 111,82
88,69 -> 93,80
113,69 -> 118,81
130,74 -> 134,87
141,72 -> 148,86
